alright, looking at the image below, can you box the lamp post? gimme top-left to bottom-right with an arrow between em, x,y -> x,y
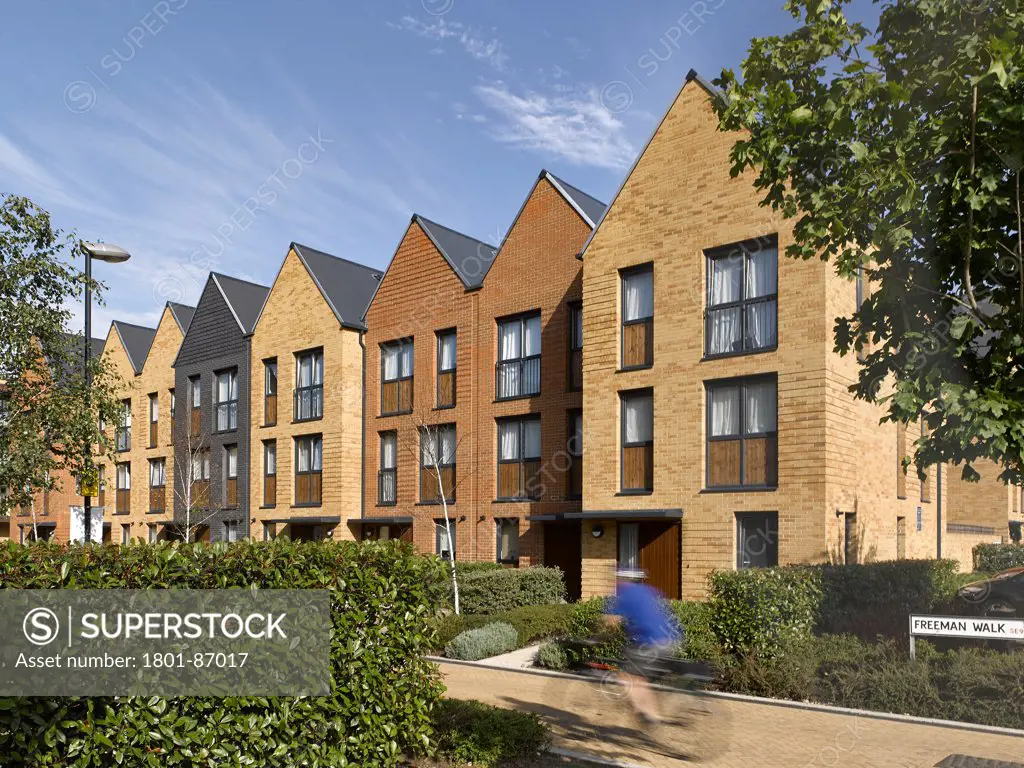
81,242 -> 131,543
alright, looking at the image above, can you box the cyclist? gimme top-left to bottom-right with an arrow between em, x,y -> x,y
604,567 -> 682,724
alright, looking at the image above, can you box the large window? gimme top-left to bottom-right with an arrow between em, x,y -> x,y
378,431 -> 397,506
435,519 -> 455,560
263,440 -> 276,507
115,462 -> 131,514
497,417 -> 541,500
567,409 -> 583,499
148,393 -> 158,448
736,512 -> 779,569
295,349 -> 324,421
148,458 -> 166,513
295,435 -> 323,506
621,264 -> 654,369
620,389 -> 653,493
496,518 -> 519,564
496,313 -> 541,400
214,369 -> 238,432
568,302 -> 583,391
421,425 -> 456,504
189,375 -> 201,436
264,358 -> 278,426
224,445 -> 238,508
116,400 -> 131,452
618,522 -> 639,570
381,339 -> 414,415
705,238 -> 778,356
706,376 -> 778,489
436,330 -> 457,408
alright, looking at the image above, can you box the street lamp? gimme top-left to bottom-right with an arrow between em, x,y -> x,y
81,241 -> 131,543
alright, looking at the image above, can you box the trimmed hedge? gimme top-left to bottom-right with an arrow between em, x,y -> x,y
974,542 -> 1024,572
457,566 -> 566,615
0,540 -> 448,767
536,641 -> 568,670
433,604 -> 575,652
445,622 -> 519,661
430,699 -> 548,766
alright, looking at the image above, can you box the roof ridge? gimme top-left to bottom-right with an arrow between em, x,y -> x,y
291,242 -> 383,275
210,271 -> 270,289
544,170 -> 607,207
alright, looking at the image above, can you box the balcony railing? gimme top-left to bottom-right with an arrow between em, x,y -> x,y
215,402 -> 237,432
115,427 -> 131,452
704,296 -> 777,357
378,468 -> 397,505
294,385 -> 323,421
495,356 -> 540,400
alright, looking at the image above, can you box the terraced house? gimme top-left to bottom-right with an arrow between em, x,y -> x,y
578,70 -> 1017,600
361,170 -> 603,598
171,273 -> 269,542
249,243 -> 381,542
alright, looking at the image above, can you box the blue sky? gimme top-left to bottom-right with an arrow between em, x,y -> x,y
1,0 -> 875,335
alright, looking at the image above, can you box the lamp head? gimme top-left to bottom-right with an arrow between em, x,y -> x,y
82,242 -> 131,263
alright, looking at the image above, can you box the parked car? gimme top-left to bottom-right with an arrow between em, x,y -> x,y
956,567 -> 1024,619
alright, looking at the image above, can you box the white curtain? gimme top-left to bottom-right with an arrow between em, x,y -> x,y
297,441 -> 310,473
499,519 -> 518,560
421,431 -> 435,466
745,246 -> 778,298
265,443 -> 277,475
441,426 -> 456,464
191,378 -> 200,407
499,422 -> 519,460
381,434 -> 396,469
499,320 -> 521,361
313,353 -> 324,385
709,254 -> 742,306
122,401 -> 132,427
382,346 -> 399,380
298,356 -> 311,387
399,343 -> 413,378
226,447 -> 237,477
191,453 -> 202,480
437,523 -> 453,558
523,420 -> 541,459
746,302 -> 777,349
523,315 -> 541,356
439,333 -> 456,371
623,393 -> 653,443
623,269 -> 654,321
708,307 -> 741,355
201,452 -> 210,479
311,437 -> 322,471
744,380 -> 777,434
150,397 -> 158,422
149,460 -> 164,487
217,372 -> 232,402
709,385 -> 740,437
618,523 -> 639,569
118,464 -> 131,490
265,362 -> 277,395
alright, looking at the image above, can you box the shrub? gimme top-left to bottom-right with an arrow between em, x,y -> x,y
445,622 -> 519,661
0,539 -> 447,767
974,543 -> 1024,573
457,566 -> 566,614
454,561 -> 505,575
708,567 -> 822,658
431,604 -> 574,653
668,600 -> 723,663
536,641 -> 568,670
430,699 -> 548,766
432,612 -> 469,651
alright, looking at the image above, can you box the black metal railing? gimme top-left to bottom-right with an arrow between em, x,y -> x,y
495,356 -> 540,400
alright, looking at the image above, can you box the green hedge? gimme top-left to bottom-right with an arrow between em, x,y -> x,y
0,540 -> 448,767
445,622 -> 519,661
457,566 -> 566,615
974,543 -> 1024,572
430,699 -> 548,766
434,604 -> 575,654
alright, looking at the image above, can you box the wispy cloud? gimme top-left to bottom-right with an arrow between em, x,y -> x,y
392,16 -> 509,71
473,82 -> 635,170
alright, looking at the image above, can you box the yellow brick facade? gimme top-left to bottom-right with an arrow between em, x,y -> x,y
249,247 -> 364,541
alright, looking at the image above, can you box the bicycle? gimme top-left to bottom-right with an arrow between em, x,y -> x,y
544,636 -> 732,763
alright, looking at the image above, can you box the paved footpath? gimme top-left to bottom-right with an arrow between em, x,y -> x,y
437,660 -> 1024,768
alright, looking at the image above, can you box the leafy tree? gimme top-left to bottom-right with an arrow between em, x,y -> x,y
0,194 -> 122,515
714,0 -> 1024,483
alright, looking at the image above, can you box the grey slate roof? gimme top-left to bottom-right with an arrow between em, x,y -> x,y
545,171 -> 607,227
167,302 -> 195,333
212,273 -> 270,334
292,243 -> 382,330
414,215 -> 498,290
111,321 -> 157,375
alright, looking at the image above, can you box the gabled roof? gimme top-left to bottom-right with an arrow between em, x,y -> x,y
43,333 -> 105,380
111,321 -> 157,375
167,302 -> 195,333
414,215 -> 498,290
544,171 -> 606,228
211,273 -> 271,335
578,69 -> 723,260
287,243 -> 382,331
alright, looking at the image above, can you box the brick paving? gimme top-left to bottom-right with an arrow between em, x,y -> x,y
437,661 -> 1024,767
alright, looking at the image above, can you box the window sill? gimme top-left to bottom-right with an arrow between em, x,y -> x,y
259,505 -> 276,510
376,501 -> 397,507
494,393 -> 540,404
617,365 -> 652,374
434,404 -> 456,411
262,422 -> 277,428
291,503 -> 323,509
616,489 -> 653,497
379,410 -> 413,418
415,501 -> 455,507
146,510 -> 165,515
493,497 -> 540,504
212,429 -> 238,436
700,485 -> 778,494
701,346 -> 777,362
293,416 -> 324,424
113,511 -> 131,516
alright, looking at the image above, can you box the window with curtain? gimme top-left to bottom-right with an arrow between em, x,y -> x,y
497,417 -> 541,500
121,524 -> 131,546
568,302 -> 583,390
567,409 -> 583,499
705,238 -> 778,356
189,376 -> 201,436
295,435 -> 323,505
618,523 -> 639,569
437,330 -> 457,408
496,313 -> 541,399
295,349 -> 324,421
381,339 -> 414,415
224,445 -> 238,507
148,393 -> 158,447
190,449 -> 211,509
115,462 -> 131,514
224,520 -> 241,543
214,369 -> 238,431
116,400 -> 131,452
148,524 -> 157,544
497,518 -> 519,564
169,388 -> 176,440
435,519 -> 456,560
706,376 -> 778,489
621,264 -> 654,369
736,512 -> 779,569
379,431 -> 397,505
264,358 -> 278,426
148,458 -> 165,513
420,424 -> 456,503
263,440 -> 276,507
620,389 -> 654,492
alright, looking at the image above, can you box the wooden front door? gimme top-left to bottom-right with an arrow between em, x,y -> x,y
543,521 -> 582,602
638,521 -> 681,600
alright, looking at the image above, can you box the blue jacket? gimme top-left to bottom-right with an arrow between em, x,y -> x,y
606,582 -> 680,646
